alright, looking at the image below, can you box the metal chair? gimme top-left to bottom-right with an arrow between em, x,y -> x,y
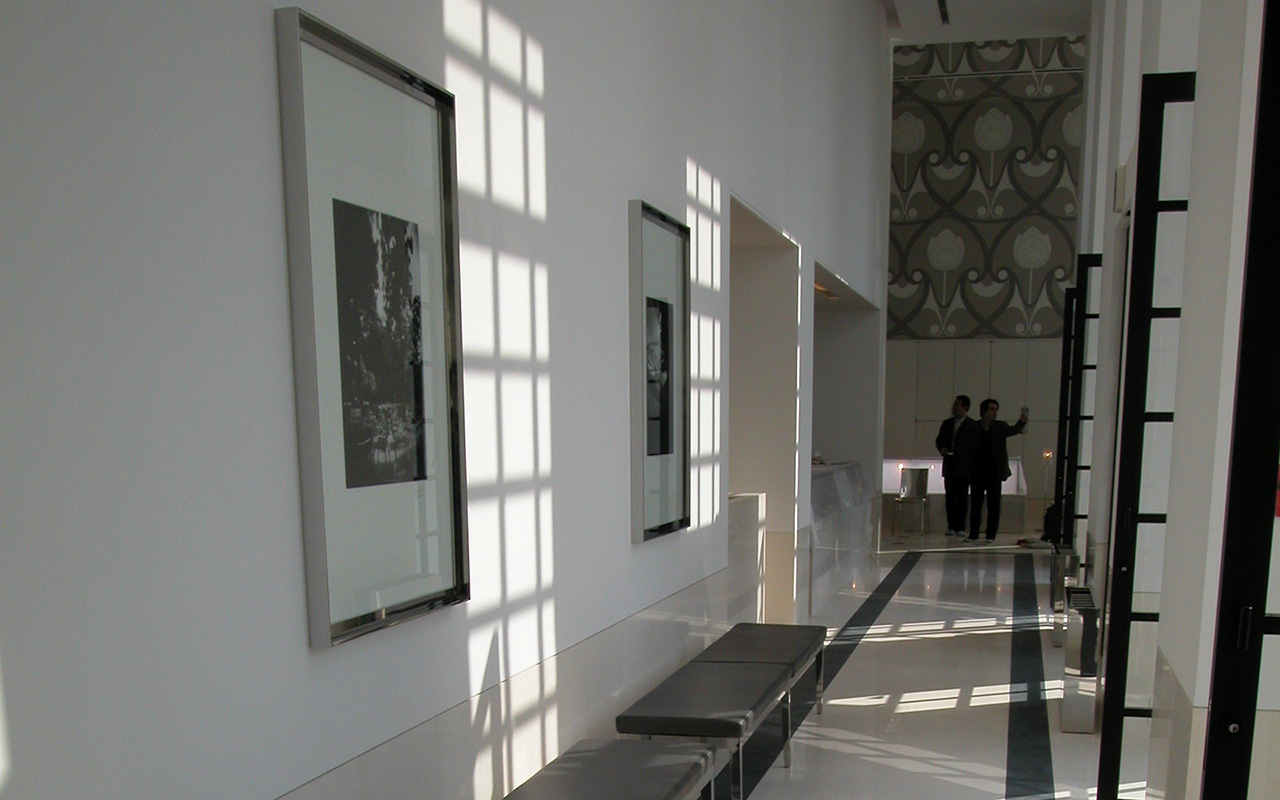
891,466 -> 930,537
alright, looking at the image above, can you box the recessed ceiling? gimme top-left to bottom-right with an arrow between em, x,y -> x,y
814,263 -> 874,313
729,197 -> 794,249
886,0 -> 1091,46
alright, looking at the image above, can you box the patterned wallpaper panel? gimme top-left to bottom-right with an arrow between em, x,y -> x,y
890,38 -> 1085,339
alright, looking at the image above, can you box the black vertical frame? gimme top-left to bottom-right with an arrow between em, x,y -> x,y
1052,289 -> 1078,544
1053,254 -> 1099,548
1097,71 -> 1195,799
1202,0 -> 1280,793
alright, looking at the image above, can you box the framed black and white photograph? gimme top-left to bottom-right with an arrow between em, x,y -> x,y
629,201 -> 691,541
276,8 -> 469,646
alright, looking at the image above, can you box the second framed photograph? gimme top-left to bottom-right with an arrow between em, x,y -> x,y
629,201 -> 691,541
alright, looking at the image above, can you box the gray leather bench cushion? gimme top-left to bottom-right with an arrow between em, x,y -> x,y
691,623 -> 825,677
506,739 -> 714,800
616,661 -> 791,739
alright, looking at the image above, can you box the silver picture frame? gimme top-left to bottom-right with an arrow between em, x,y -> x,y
629,200 -> 692,542
276,7 -> 469,646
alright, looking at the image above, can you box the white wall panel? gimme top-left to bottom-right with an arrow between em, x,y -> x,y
884,340 -> 918,457
1082,370 -> 1097,416
1025,339 -> 1063,420
1077,470 -> 1091,510
915,421 -> 942,460
1259,637 -> 1280,712
1135,523 -> 1166,595
1079,419 -> 1095,467
1128,620 -> 1159,708
1250,710 -> 1280,800
1152,211 -> 1188,308
1120,717 -> 1153,791
1146,318 -> 1181,413
953,340 -> 992,403
989,340 -> 1030,412
1022,422 -> 1058,499
1140,422 -> 1175,515
1159,102 -> 1196,200
915,341 -> 956,421
1084,317 -> 1100,364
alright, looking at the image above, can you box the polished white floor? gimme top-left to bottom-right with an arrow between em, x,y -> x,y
753,550 -> 1150,800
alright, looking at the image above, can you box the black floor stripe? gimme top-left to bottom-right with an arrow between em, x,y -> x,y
823,551 -> 923,678
713,551 -> 923,799
1007,552 -> 1055,798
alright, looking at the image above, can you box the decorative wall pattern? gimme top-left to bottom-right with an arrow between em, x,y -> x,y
890,38 -> 1085,339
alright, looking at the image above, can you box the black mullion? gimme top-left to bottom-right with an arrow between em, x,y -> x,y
1150,307 -> 1181,318
1053,288 -> 1080,542
1124,708 -> 1155,718
1202,2 -> 1280,793
1131,612 -> 1160,623
1155,199 -> 1189,212
1262,616 -> 1280,636
1097,70 -> 1196,800
1135,513 -> 1166,524
1063,256 -> 1097,546
1143,412 -> 1175,423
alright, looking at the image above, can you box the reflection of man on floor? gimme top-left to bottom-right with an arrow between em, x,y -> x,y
967,399 -> 1027,544
935,395 -> 978,537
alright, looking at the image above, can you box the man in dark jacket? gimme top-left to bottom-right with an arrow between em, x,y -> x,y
966,398 -> 1027,544
935,395 -> 978,536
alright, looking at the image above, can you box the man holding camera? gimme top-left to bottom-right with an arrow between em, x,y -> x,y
966,398 -> 1028,545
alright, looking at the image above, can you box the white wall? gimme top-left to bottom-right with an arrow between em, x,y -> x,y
0,0 -> 890,797
812,303 -> 884,482
1140,0 -> 1202,74
1082,0 -> 1147,581
1077,0 -> 1113,254
728,244 -> 801,535
1156,0 -> 1253,702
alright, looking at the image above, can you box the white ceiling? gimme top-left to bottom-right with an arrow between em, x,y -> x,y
886,0 -> 1092,46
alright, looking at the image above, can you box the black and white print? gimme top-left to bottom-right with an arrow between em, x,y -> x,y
645,298 -> 673,456
333,198 -> 427,488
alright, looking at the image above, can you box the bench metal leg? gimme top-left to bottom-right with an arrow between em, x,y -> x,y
816,649 -> 825,714
783,690 -> 793,768
732,741 -> 744,800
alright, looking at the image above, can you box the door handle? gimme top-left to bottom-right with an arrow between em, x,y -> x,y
1237,606 -> 1254,651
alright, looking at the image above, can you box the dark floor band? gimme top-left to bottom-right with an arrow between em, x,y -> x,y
824,551 -> 923,678
1006,552 -> 1055,798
